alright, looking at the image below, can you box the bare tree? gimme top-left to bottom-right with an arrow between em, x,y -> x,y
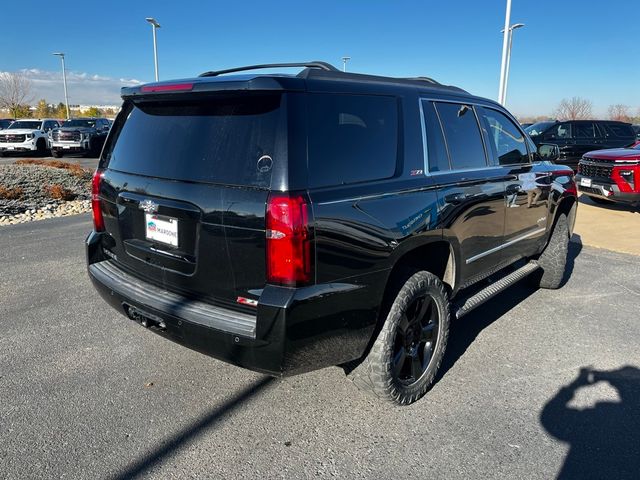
0,71 -> 34,119
553,97 -> 593,120
607,104 -> 630,122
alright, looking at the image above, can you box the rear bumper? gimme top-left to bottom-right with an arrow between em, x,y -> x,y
51,141 -> 90,152
575,174 -> 640,204
86,231 -> 386,376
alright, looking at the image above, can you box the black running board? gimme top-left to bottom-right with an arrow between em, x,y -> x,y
454,261 -> 540,319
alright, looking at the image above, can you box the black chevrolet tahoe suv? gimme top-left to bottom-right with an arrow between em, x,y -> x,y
87,62 -> 577,405
525,120 -> 636,171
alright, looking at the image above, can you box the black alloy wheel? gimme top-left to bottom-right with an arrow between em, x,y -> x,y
392,293 -> 439,386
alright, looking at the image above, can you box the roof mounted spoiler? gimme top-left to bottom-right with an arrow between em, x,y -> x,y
199,61 -> 339,78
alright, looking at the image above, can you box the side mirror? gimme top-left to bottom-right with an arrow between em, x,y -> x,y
537,143 -> 560,162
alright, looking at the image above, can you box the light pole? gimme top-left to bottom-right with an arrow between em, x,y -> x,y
497,0 -> 512,105
502,23 -> 525,105
145,17 -> 161,81
52,52 -> 70,120
341,56 -> 351,72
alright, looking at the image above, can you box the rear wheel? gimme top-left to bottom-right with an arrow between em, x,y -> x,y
530,213 -> 569,289
346,271 -> 450,405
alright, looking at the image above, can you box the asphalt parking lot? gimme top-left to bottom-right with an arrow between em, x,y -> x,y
1,215 -> 638,479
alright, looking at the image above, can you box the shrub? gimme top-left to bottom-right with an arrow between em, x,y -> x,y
0,185 -> 24,200
43,184 -> 76,201
15,159 -> 90,178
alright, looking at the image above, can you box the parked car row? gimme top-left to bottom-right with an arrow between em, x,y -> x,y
525,120 -> 636,171
0,117 -> 112,157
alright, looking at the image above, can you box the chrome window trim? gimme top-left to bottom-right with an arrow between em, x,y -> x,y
466,227 -> 546,264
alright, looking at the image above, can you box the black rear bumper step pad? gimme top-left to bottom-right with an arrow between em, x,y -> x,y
89,260 -> 257,338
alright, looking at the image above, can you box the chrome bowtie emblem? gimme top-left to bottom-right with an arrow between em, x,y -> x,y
139,199 -> 159,213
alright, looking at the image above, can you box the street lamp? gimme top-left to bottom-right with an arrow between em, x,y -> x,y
502,23 -> 525,105
145,17 -> 161,81
52,52 -> 70,120
341,56 -> 351,72
497,0 -> 512,105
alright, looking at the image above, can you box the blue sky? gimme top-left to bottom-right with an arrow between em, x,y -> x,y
2,0 -> 638,116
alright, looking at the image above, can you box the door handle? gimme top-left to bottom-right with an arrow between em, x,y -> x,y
444,192 -> 468,205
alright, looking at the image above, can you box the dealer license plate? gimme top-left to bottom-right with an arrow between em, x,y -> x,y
145,214 -> 179,247
580,178 -> 592,187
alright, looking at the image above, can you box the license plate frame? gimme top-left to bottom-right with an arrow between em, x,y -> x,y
580,177 -> 592,188
145,213 -> 179,247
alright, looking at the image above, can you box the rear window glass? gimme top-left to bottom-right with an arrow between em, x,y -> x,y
603,123 -> 634,138
103,94 -> 284,187
307,94 -> 398,188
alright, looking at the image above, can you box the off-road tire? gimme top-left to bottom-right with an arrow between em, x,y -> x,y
346,271 -> 450,406
530,213 -> 569,289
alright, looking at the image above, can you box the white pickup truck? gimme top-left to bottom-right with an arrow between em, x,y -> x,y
0,119 -> 60,156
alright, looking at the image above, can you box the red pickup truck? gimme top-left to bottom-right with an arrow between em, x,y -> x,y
576,141 -> 640,205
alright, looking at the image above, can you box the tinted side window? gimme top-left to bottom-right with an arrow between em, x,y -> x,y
574,122 -> 596,138
307,94 -> 398,188
421,100 -> 450,172
603,123 -> 634,138
434,102 -> 487,170
546,122 -> 572,139
479,107 -> 529,164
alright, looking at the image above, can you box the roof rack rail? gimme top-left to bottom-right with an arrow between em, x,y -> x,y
199,61 -> 339,78
404,76 -> 441,85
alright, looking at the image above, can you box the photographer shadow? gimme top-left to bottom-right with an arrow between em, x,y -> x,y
540,366 -> 640,479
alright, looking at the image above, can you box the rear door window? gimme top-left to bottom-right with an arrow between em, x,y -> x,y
574,122 -> 597,138
103,94 -> 284,187
307,94 -> 398,188
421,100 -> 450,172
434,102 -> 487,170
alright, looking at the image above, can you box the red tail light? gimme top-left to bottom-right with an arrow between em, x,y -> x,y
92,169 -> 105,232
266,193 -> 313,286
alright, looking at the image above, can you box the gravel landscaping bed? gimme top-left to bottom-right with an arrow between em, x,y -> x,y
0,163 -> 92,226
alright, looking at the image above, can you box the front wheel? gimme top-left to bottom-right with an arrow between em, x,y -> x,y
35,138 -> 47,157
346,271 -> 450,406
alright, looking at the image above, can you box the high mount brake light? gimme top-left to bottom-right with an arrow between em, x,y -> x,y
92,169 -> 105,232
140,83 -> 194,93
265,193 -> 313,286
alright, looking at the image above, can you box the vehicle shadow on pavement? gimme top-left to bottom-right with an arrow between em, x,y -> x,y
579,194 -> 640,214
540,366 -> 640,479
109,376 -> 275,480
438,239 -> 582,382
